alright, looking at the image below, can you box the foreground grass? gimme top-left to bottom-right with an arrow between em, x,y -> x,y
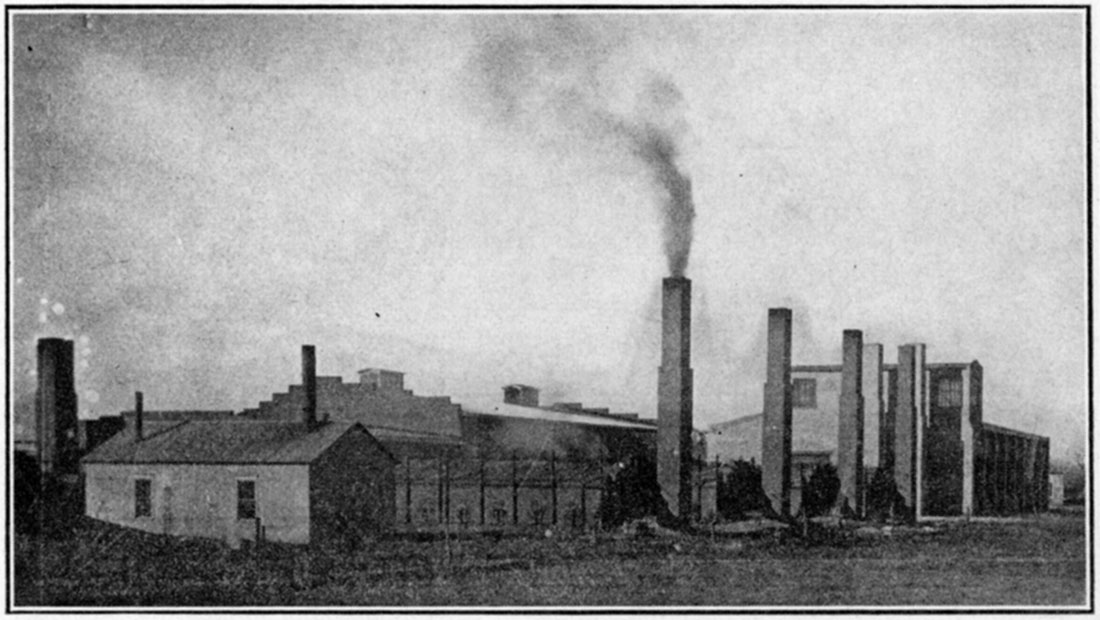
14,512 -> 1087,608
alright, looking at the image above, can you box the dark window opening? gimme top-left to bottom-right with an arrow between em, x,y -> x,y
936,378 -> 963,408
134,478 -> 152,518
237,480 -> 256,519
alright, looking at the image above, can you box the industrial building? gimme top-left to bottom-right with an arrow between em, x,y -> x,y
233,348 -> 659,532
82,418 -> 396,545
710,310 -> 1051,519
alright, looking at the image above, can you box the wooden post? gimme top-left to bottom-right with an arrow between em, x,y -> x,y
437,459 -> 443,524
444,459 -> 451,524
479,452 -> 486,526
512,451 -> 519,526
405,457 -> 412,525
550,451 -> 558,526
580,483 -> 587,527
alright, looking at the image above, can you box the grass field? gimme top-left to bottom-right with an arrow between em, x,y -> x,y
13,511 -> 1088,608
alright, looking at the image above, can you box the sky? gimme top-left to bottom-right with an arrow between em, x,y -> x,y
9,10 -> 1088,459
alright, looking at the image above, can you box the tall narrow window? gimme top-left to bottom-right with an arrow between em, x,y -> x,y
936,378 -> 963,408
237,480 -> 256,519
792,378 -> 817,408
134,478 -> 152,518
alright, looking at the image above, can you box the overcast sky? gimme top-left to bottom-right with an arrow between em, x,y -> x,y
10,10 -> 1087,458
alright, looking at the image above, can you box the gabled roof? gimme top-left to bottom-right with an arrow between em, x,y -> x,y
81,420 -> 379,465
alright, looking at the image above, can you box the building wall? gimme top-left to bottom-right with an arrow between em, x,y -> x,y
790,369 -> 842,457
248,376 -> 464,439
922,366 -> 967,516
84,463 -> 311,544
973,425 -> 1048,515
706,415 -> 762,465
310,427 -> 396,541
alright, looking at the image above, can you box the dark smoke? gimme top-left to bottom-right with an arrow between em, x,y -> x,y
466,17 -> 696,277
624,122 -> 694,277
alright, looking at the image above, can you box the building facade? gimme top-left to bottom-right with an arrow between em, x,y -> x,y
82,420 -> 395,545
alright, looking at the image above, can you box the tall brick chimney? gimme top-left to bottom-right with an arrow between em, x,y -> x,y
302,345 -> 317,428
657,277 -> 693,520
895,344 -> 918,519
836,329 -> 864,516
762,309 -> 792,518
36,338 -> 78,477
134,391 -> 144,442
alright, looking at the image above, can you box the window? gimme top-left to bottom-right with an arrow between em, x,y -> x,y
936,378 -> 963,408
792,378 -> 817,408
530,500 -> 546,526
491,506 -> 507,525
237,480 -> 256,519
134,478 -> 152,518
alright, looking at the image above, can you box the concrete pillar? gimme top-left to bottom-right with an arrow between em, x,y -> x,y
36,338 -> 79,478
894,345 -> 917,518
657,277 -> 694,519
836,330 -> 864,517
762,308 -> 793,518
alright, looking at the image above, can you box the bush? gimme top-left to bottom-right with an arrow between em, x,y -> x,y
866,466 -> 903,521
597,454 -> 672,528
717,459 -> 768,519
801,463 -> 839,518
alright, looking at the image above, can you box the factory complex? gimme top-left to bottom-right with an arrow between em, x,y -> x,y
18,279 -> 1053,545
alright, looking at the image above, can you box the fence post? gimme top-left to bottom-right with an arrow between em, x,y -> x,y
551,451 -> 558,527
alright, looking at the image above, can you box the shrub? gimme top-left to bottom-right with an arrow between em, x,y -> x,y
717,459 -> 768,519
597,454 -> 671,528
866,466 -> 901,521
801,463 -> 840,518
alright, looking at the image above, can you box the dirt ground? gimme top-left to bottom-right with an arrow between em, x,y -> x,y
13,510 -> 1088,608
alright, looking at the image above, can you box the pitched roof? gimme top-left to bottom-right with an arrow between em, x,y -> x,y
457,399 -> 658,431
81,420 -> 373,465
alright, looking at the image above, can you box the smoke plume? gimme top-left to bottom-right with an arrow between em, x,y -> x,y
467,16 -> 696,277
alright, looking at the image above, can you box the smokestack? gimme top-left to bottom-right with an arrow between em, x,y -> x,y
302,345 -> 317,428
895,344 -> 918,519
134,391 -> 144,442
762,309 -> 792,518
36,338 -> 78,477
836,330 -> 864,516
657,276 -> 693,519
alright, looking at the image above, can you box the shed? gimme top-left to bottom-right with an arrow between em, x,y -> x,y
81,420 -> 395,545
